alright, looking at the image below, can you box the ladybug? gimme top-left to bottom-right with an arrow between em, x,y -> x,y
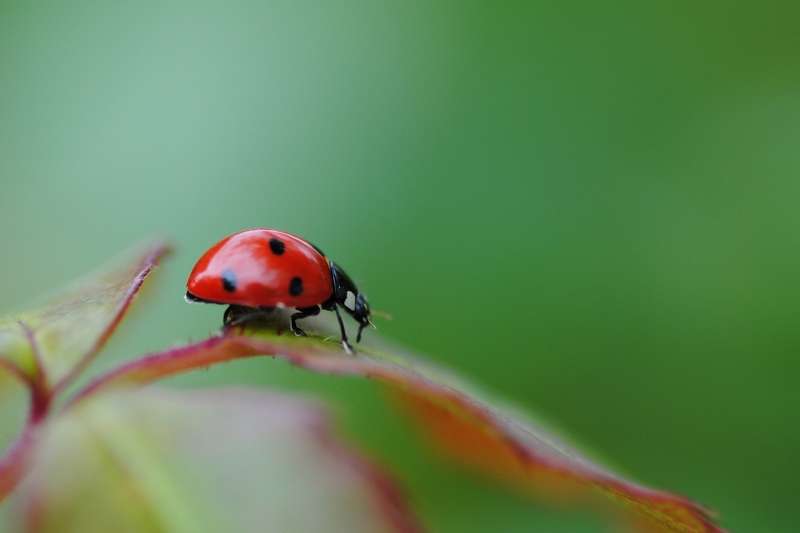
185,228 -> 374,353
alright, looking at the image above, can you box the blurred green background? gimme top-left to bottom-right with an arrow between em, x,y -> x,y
1,1 -> 799,531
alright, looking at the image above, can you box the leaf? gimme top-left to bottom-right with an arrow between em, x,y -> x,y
0,321 -> 37,387
0,369 -> 35,503
78,330 -> 728,533
2,241 -> 169,394
12,387 -> 422,533
0,425 -> 37,505
0,241 -> 169,503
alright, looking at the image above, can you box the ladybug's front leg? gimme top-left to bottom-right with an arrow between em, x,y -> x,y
290,306 -> 320,337
330,304 -> 354,355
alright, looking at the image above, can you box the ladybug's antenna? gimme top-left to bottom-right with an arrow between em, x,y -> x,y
370,310 -> 392,322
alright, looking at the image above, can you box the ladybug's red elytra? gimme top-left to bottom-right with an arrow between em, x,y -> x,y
186,228 -> 374,353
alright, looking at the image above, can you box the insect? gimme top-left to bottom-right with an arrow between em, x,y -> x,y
185,228 -> 374,353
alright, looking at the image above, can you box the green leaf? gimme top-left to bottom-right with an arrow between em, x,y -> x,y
12,387 -> 422,533
0,320 -> 37,387
80,328 -> 727,533
0,242 -> 169,501
2,241 -> 168,394
0,370 -> 33,503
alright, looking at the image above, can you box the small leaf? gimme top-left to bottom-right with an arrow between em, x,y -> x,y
0,367 -> 36,502
6,241 -> 169,393
12,387 -> 422,533
81,330 -> 727,533
0,320 -> 37,387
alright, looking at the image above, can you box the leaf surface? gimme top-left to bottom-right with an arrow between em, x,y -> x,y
0,241 -> 168,393
14,387 -> 422,533
0,321 -> 37,387
80,330 -> 727,533
0,370 -> 33,502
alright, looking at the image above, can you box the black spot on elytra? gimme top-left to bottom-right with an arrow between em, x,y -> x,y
269,238 -> 285,255
289,277 -> 304,296
221,268 -> 237,292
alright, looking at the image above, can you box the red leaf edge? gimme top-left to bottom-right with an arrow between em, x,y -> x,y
0,422 -> 37,502
70,335 -> 269,403
71,333 -> 727,533
311,419 -> 425,533
50,241 -> 170,396
69,342 -> 425,533
0,242 -> 170,503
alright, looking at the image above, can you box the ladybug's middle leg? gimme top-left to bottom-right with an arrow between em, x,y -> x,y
291,306 -> 320,337
224,305 -> 275,327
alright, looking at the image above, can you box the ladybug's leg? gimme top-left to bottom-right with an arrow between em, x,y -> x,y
223,305 -> 251,326
290,306 -> 320,337
224,306 -> 274,327
223,306 -> 236,326
331,304 -> 354,355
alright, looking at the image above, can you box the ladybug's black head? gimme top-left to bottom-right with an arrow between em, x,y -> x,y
352,292 -> 373,342
329,262 -> 374,343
